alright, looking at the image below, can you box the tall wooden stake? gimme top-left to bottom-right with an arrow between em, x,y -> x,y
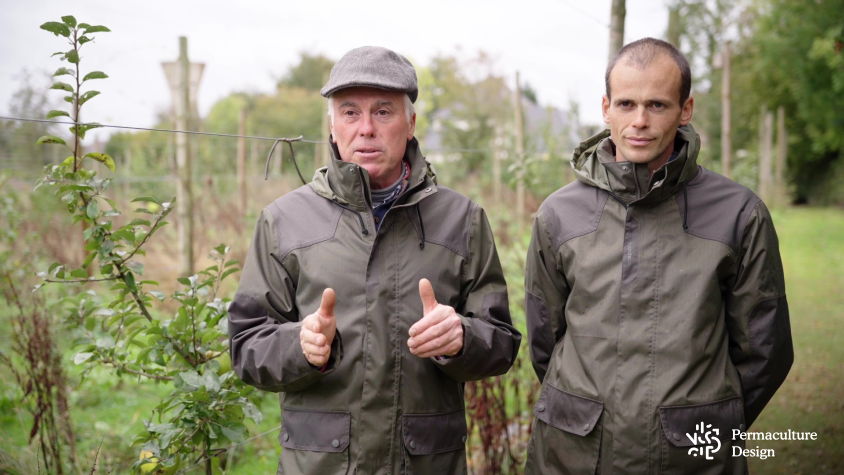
237,107 -> 247,215
721,41 -> 732,179
758,106 -> 774,202
514,71 -> 526,221
775,106 -> 788,205
609,0 -> 627,60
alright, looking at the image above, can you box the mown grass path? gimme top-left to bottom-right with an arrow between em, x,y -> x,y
750,207 -> 844,474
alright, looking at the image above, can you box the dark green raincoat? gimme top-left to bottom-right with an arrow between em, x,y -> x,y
525,125 -> 792,474
229,139 -> 520,474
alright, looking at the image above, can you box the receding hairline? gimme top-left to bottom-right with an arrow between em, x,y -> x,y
605,38 -> 692,104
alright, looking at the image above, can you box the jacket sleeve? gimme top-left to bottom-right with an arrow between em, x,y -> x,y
725,200 -> 793,427
433,206 -> 521,381
524,208 -> 569,383
228,209 -> 341,393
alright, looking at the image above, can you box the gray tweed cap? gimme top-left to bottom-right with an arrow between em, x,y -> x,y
320,46 -> 418,103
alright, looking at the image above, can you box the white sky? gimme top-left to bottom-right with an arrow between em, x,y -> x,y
0,0 -> 669,140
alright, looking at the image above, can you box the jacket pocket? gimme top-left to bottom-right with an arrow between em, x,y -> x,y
279,408 -> 350,474
401,411 -> 467,474
658,397 -> 747,474
525,384 -> 603,475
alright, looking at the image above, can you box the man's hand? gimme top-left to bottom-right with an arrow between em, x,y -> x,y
408,278 -> 464,358
299,288 -> 337,367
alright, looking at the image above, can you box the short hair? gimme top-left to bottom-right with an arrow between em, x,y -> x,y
605,37 -> 692,105
327,93 -> 415,125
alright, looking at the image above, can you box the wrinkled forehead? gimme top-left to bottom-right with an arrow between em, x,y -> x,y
330,87 -> 407,107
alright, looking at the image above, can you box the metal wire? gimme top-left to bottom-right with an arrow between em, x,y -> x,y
0,115 -> 323,144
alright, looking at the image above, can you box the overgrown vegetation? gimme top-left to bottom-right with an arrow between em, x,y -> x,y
0,15 -> 262,474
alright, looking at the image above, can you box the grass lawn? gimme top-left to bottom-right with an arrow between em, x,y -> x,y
748,207 -> 844,474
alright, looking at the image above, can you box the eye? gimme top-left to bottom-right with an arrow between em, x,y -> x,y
616,100 -> 634,110
649,102 -> 667,111
375,108 -> 391,117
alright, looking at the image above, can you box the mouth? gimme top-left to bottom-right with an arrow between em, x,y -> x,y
625,136 -> 655,147
355,147 -> 382,159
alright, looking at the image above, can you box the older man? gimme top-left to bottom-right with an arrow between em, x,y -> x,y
229,46 -> 520,474
524,38 -> 792,473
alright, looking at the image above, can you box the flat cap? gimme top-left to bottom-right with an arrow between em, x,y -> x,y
321,46 -> 418,103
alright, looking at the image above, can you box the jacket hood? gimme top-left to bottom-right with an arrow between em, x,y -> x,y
570,124 -> 701,206
310,137 -> 437,210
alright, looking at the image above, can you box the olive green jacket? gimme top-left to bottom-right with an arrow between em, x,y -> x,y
228,138 -> 520,474
524,125 -> 792,474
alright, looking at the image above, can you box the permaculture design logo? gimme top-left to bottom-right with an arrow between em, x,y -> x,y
686,421 -> 721,460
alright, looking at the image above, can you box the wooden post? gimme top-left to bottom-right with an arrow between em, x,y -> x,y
321,103 -> 330,167
162,37 -> 203,276
758,106 -> 774,202
514,71 -> 526,221
775,106 -> 788,205
667,3 -> 681,46
721,42 -> 732,179
609,0 -> 626,61
237,107 -> 247,214
176,37 -> 194,276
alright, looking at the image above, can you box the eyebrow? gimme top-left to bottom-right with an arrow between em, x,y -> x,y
338,100 -> 395,108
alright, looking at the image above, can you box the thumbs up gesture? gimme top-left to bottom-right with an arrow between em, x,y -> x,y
300,288 -> 337,367
408,278 -> 464,358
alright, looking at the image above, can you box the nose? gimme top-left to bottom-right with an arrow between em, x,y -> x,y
359,113 -> 375,137
631,106 -> 649,128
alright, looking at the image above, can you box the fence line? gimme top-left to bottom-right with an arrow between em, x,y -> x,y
0,115 -> 489,156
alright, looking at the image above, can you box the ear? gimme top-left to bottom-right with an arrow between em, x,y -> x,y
680,96 -> 694,125
407,112 -> 416,140
601,95 -> 611,124
329,119 -> 336,143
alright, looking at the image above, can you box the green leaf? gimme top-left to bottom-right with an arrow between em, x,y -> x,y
79,90 -> 100,105
50,81 -> 74,92
73,352 -> 94,365
131,196 -> 161,204
46,110 -> 70,119
36,135 -> 66,145
123,272 -> 137,292
221,426 -> 245,443
82,71 -> 108,81
40,21 -> 70,37
177,277 -> 191,286
53,67 -> 73,77
242,400 -> 262,423
179,371 -> 203,390
84,152 -> 115,171
78,23 -> 91,29
86,200 -> 99,219
70,268 -> 88,278
78,36 -> 92,45
83,25 -> 111,34
61,15 -> 77,27
70,123 -> 102,139
66,50 -> 80,64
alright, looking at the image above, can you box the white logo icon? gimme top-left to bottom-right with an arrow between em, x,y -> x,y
686,422 -> 721,460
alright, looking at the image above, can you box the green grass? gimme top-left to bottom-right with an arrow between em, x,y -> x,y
748,207 -> 844,474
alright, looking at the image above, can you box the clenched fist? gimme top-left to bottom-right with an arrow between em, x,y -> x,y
408,278 -> 464,358
299,288 -> 337,367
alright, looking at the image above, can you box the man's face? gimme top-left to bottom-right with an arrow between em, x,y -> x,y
330,87 -> 416,189
602,54 -> 694,171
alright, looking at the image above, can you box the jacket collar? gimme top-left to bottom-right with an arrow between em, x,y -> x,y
310,137 -> 437,211
570,124 -> 701,206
